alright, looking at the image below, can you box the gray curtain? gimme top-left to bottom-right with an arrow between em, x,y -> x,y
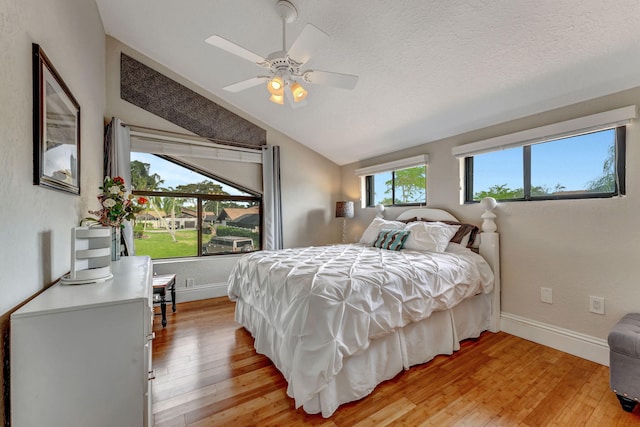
262,145 -> 283,250
104,117 -> 135,255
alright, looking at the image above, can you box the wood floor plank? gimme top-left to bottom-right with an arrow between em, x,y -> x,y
152,297 -> 640,426
352,397 -> 416,427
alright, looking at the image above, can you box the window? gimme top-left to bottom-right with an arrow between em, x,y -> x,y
454,107 -> 636,203
365,165 -> 427,206
464,127 -> 625,202
355,155 -> 428,207
130,152 -> 261,259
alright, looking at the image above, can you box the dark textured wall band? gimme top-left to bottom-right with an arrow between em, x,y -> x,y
120,53 -> 266,148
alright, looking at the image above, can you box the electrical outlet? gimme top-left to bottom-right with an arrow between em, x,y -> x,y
540,287 -> 553,304
186,278 -> 195,288
589,296 -> 605,315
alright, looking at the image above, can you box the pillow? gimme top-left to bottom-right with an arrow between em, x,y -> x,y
398,216 -> 418,224
359,217 -> 406,245
403,221 -> 460,253
372,229 -> 411,251
420,219 -> 479,248
400,217 -> 479,247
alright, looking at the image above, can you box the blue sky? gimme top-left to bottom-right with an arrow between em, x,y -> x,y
473,129 -> 614,193
131,152 -> 247,195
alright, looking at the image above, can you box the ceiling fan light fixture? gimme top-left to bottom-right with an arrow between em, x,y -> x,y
205,0 -> 359,108
290,82 -> 308,102
269,93 -> 284,104
267,76 -> 284,95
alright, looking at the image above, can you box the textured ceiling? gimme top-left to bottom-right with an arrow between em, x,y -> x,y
94,0 -> 640,165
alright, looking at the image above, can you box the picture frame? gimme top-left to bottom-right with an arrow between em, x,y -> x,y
33,43 -> 81,195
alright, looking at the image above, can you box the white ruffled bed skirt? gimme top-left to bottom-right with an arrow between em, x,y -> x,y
234,292 -> 492,418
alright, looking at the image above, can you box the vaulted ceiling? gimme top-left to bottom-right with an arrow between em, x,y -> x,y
94,0 -> 640,165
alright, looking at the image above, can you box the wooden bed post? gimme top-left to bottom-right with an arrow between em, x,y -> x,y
478,197 -> 500,333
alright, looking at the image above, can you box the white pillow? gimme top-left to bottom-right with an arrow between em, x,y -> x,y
359,217 -> 406,245
403,221 -> 460,253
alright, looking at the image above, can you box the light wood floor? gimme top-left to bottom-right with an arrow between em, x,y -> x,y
151,298 -> 639,426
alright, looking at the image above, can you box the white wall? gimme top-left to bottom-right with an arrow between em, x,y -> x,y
342,87 -> 640,363
0,0 -> 105,314
105,36 -> 343,296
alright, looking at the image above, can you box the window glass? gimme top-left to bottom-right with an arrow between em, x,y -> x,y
131,152 -> 251,196
472,147 -> 524,200
130,153 -> 261,259
371,171 -> 392,206
367,165 -> 426,206
202,200 -> 259,255
531,130 -> 615,195
134,196 -> 198,259
466,127 -> 623,202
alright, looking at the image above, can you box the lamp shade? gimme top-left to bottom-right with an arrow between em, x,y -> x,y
269,94 -> 284,104
290,82 -> 308,102
267,76 -> 284,95
335,201 -> 354,219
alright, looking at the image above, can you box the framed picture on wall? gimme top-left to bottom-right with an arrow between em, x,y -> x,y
32,43 -> 81,195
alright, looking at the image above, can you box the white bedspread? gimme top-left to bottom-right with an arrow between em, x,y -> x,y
227,243 -> 494,410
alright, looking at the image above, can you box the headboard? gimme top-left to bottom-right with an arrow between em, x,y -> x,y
395,208 -> 459,223
390,199 -> 501,333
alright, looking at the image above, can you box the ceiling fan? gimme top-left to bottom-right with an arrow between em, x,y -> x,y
205,0 -> 359,108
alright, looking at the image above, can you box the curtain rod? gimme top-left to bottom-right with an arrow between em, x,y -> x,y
119,122 -> 263,151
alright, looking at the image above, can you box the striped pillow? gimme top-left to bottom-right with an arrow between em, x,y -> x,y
372,229 -> 411,251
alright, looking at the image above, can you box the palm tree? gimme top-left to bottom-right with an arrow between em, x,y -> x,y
586,143 -> 616,192
130,160 -> 163,191
130,160 -> 180,241
159,192 -> 187,242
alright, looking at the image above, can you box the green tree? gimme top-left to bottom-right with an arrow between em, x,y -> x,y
174,180 -> 226,195
586,142 -> 615,192
474,184 -> 524,200
383,166 -> 426,204
130,160 -> 181,241
158,193 -> 183,229
130,160 -> 163,191
174,180 -> 230,214
474,183 -> 567,200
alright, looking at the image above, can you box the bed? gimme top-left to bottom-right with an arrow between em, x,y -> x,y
227,198 -> 501,417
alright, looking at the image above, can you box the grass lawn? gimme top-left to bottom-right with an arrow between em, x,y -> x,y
134,230 -> 198,259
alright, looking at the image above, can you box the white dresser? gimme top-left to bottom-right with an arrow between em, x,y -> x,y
10,256 -> 154,427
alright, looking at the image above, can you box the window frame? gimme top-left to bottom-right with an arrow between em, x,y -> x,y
364,164 -> 427,207
355,155 -> 429,208
131,154 -> 263,258
464,126 -> 626,203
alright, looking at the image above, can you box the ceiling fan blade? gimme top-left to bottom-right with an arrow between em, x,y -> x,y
302,70 -> 359,90
284,85 -> 307,109
286,23 -> 329,65
223,76 -> 270,93
205,35 -> 267,65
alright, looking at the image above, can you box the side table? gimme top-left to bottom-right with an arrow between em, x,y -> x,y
152,273 -> 176,327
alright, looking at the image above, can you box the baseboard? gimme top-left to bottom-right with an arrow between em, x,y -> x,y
501,313 -> 610,366
175,282 -> 227,302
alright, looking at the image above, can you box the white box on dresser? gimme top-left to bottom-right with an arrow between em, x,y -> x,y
10,256 -> 154,427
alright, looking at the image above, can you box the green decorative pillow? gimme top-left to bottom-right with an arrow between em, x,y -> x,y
372,228 -> 411,251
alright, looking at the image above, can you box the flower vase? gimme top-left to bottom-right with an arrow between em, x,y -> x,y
111,226 -> 121,261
